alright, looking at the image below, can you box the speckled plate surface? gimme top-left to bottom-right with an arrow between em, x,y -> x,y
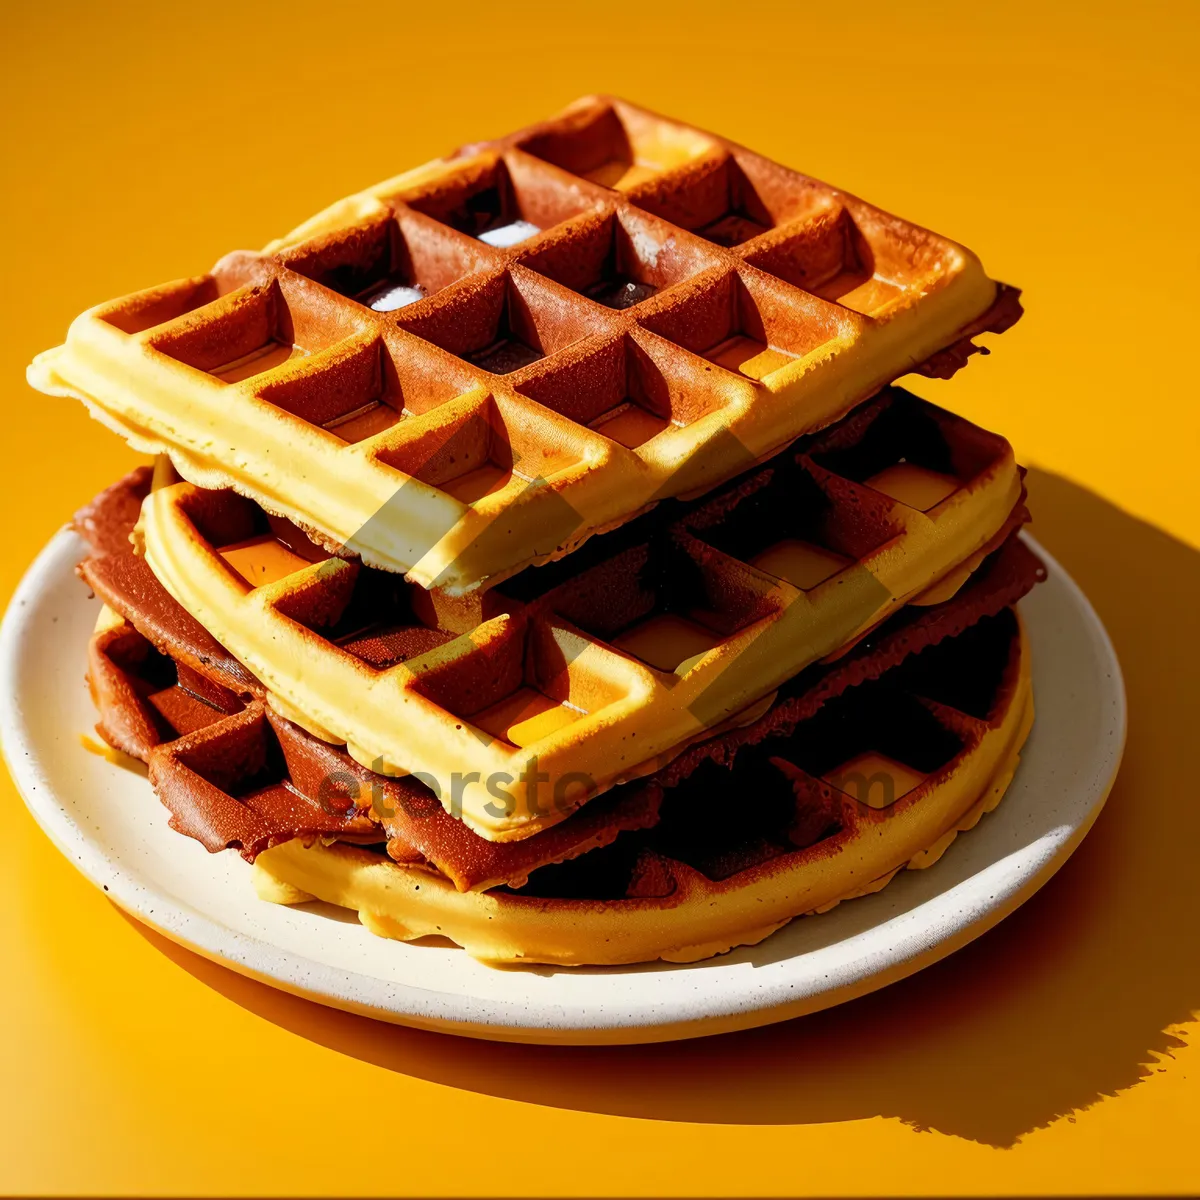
0,529 -> 1124,1045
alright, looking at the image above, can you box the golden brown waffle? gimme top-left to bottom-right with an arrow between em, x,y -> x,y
137,388 -> 1026,840
31,95 -> 1020,593
77,465 -> 1043,893
85,539 -> 1034,965
256,607 -> 1031,965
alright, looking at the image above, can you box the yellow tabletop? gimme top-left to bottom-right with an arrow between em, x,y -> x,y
2,1 -> 1197,1194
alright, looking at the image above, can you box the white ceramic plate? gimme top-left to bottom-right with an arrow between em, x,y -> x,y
0,530 -> 1124,1044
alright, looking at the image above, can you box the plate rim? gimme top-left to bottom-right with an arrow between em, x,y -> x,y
0,528 -> 1126,1044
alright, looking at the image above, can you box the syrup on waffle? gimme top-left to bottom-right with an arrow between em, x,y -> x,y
31,96 -> 1021,594
135,388 -> 1026,839
77,465 -> 1043,894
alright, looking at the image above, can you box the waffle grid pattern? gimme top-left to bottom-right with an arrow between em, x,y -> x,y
33,96 -> 1018,592
78,466 -> 1044,895
139,389 -> 1024,841
248,614 -> 1033,965
87,593 -> 1033,964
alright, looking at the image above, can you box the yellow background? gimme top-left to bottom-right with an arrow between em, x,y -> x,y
2,0 -> 1198,1194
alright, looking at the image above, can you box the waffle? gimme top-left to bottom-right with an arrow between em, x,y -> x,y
85,572 -> 1034,965
256,608 -> 1032,966
77,465 -> 1044,894
87,617 -> 383,857
30,95 -> 1021,594
133,387 -> 1025,840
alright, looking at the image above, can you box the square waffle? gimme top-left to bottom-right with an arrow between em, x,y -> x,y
133,388 -> 1027,840
87,577 -> 1034,965
79,458 -> 1046,892
80,466 -> 1040,964
31,95 -> 1021,594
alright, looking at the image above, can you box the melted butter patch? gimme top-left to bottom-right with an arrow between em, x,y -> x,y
751,539 -> 850,589
356,278 -> 426,312
612,613 -> 720,675
582,126 -> 711,192
867,463 -> 959,511
473,687 -> 586,748
324,401 -> 402,444
477,220 -> 541,248
211,341 -> 304,384
441,464 -> 514,505
220,535 -> 312,588
707,336 -> 795,380
815,270 -> 907,316
584,160 -> 660,191
590,402 -> 670,449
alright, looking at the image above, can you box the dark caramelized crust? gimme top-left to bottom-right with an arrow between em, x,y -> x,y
910,284 -> 1024,380
75,466 -> 256,691
73,466 -> 153,556
150,707 -> 383,860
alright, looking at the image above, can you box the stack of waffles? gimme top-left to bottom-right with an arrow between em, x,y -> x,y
32,97 -> 1041,965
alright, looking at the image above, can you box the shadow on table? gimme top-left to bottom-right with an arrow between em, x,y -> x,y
128,467 -> 1200,1148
